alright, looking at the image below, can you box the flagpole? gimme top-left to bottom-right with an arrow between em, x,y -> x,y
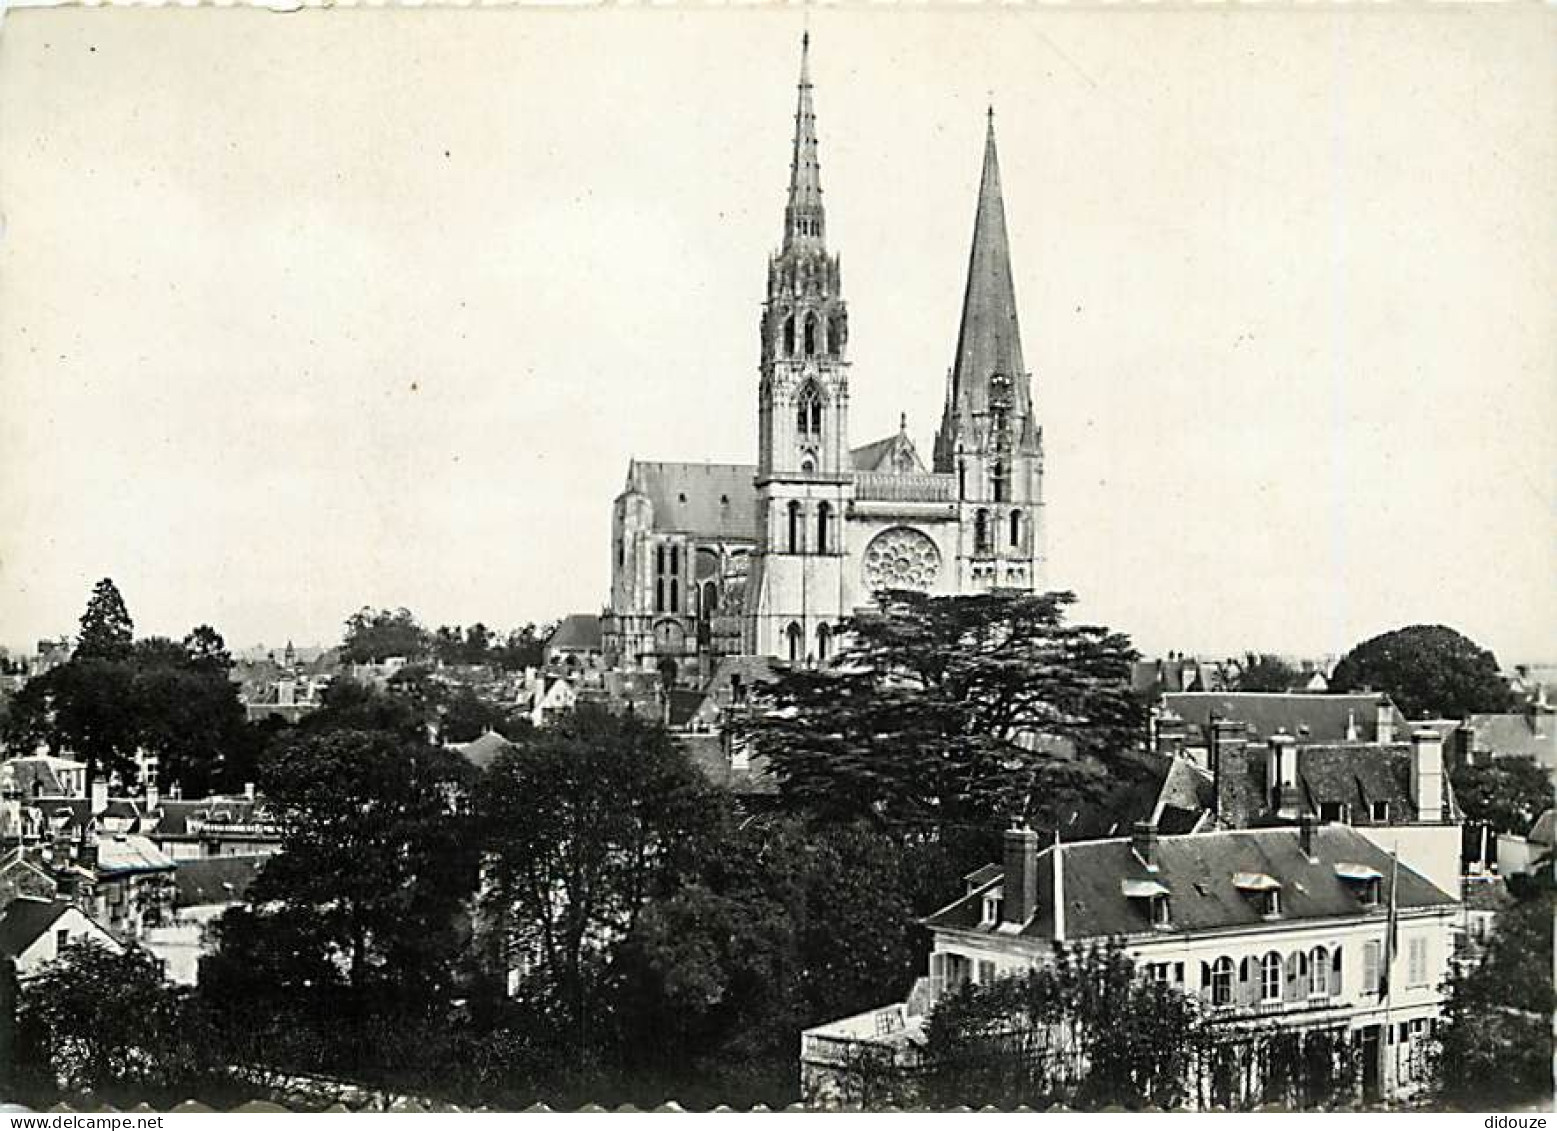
1380,845 -> 1400,1107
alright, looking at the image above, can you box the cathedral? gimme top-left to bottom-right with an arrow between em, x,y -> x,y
603,35 -> 1045,675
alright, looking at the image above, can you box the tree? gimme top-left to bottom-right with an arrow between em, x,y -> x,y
492,624 -> 549,672
478,706 -> 720,1050
441,686 -> 518,744
1435,881 -> 1555,1108
922,942 -> 1202,1110
1330,625 -> 1512,720
182,624 -> 233,675
228,728 -> 481,999
1450,754 -> 1552,837
75,578 -> 134,662
341,606 -> 432,665
740,590 -> 1148,838
16,942 -> 197,1097
1226,653 -> 1304,693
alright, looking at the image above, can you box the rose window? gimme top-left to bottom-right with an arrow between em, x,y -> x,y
862,527 -> 941,592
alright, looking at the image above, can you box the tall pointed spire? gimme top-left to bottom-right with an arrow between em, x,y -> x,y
783,32 -> 825,251
949,110 -> 1025,408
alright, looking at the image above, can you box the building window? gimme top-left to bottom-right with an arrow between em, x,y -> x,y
1370,801 -> 1389,823
1148,962 -> 1172,984
56,928 -> 69,952
1319,802 -> 1346,823
957,461 -> 967,498
1407,936 -> 1428,986
783,314 -> 795,357
977,959 -> 996,985
816,501 -> 831,554
804,313 -> 818,357
787,501 -> 802,554
974,509 -> 990,555
796,383 -> 822,437
816,623 -> 831,663
786,622 -> 803,664
669,579 -> 678,613
655,578 -> 664,613
1260,952 -> 1283,1002
992,461 -> 1008,503
1210,957 -> 1233,1007
1308,946 -> 1330,996
1363,940 -> 1381,994
616,538 -> 624,568
670,546 -> 679,575
656,545 -> 665,573
1009,509 -> 1021,548
701,580 -> 718,618
1151,895 -> 1171,928
980,893 -> 1003,925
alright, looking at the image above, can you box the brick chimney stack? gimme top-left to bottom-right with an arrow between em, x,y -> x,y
1375,697 -> 1396,745
1131,821 -> 1160,871
1267,733 -> 1301,818
1002,824 -> 1040,926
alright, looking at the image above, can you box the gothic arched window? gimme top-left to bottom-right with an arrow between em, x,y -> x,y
783,314 -> 795,357
992,461 -> 1009,503
787,501 -> 802,554
829,312 -> 846,355
669,579 -> 679,613
786,621 -> 803,664
957,461 -> 967,499
804,313 -> 818,357
655,578 -> 664,613
816,623 -> 832,663
796,383 -> 821,437
670,546 -> 679,575
1009,509 -> 1021,548
656,545 -> 665,573
701,580 -> 718,617
817,501 -> 831,554
974,509 -> 990,555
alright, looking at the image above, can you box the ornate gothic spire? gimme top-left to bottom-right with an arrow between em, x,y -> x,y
783,32 -> 825,251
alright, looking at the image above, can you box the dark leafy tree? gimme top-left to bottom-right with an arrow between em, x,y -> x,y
740,589 -> 1148,838
441,685 -> 517,744
492,624 -> 550,671
340,606 -> 432,665
229,728 -> 481,999
75,578 -> 134,662
130,636 -> 248,795
479,706 -> 720,1051
1450,754 -> 1552,838
182,624 -> 234,675
296,676 -> 428,741
1226,653 -> 1304,693
15,942 -> 198,1096
2,659 -> 142,783
923,942 -> 1201,1110
1436,879 -> 1555,1108
1330,625 -> 1512,720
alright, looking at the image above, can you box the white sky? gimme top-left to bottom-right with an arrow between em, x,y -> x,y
0,6 -> 1552,664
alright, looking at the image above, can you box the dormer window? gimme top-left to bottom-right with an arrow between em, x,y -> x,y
1335,862 -> 1384,907
1122,878 -> 1171,928
1319,802 -> 1346,824
1233,872 -> 1283,918
980,891 -> 1004,926
1370,801 -> 1389,823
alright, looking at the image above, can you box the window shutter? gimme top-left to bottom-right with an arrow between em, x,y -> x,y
1200,961 -> 1211,990
1285,952 -> 1302,1001
1332,945 -> 1343,993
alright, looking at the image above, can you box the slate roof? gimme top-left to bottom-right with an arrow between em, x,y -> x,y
622,461 -> 756,541
1163,692 -> 1407,743
547,614 -> 603,654
174,855 -> 266,907
924,823 -> 1458,943
0,898 -> 71,957
1465,712 -> 1556,767
152,796 -> 270,838
2,755 -> 85,799
850,431 -> 926,474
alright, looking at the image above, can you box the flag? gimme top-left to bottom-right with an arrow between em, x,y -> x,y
1379,847 -> 1399,1000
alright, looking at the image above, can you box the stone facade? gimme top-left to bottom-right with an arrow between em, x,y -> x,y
604,37 -> 1046,673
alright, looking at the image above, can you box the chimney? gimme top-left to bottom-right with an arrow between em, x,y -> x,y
1210,718 -> 1249,821
1266,733 -> 1301,818
144,771 -> 159,814
1131,821 -> 1159,871
1298,814 -> 1319,860
1002,824 -> 1040,926
244,781 -> 256,801
1375,697 -> 1395,745
1410,728 -> 1445,822
90,774 -> 108,816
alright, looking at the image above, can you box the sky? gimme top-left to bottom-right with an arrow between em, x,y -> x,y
0,6 -> 1552,664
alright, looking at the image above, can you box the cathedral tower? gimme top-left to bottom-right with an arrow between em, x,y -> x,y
933,113 -> 1045,592
748,34 -> 854,663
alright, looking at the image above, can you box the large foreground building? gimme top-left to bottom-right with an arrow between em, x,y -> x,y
604,36 -> 1046,674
